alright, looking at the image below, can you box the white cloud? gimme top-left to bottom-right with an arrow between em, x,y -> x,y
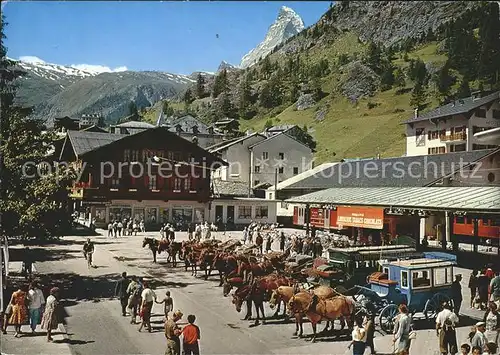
19,56 -> 46,64
1,1 -> 8,10
70,64 -> 128,74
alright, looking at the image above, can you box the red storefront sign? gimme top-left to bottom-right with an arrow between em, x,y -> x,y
310,208 -> 325,227
336,206 -> 384,230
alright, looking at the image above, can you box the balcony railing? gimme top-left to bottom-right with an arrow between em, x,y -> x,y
440,132 -> 467,142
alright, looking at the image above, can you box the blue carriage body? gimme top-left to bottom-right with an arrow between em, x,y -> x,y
368,253 -> 457,313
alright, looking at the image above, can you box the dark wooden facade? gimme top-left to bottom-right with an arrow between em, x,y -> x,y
60,127 -> 226,205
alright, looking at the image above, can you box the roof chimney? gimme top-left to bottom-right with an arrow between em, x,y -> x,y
414,108 -> 419,118
472,90 -> 483,101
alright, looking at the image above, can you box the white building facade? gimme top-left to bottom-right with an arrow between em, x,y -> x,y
405,91 -> 500,157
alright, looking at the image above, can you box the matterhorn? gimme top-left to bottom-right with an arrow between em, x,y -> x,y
240,6 -> 304,68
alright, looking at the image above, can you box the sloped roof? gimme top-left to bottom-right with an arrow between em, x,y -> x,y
81,125 -> 107,133
267,163 -> 339,191
248,132 -> 312,151
266,124 -> 297,132
281,150 -> 495,190
167,115 -> 221,135
209,133 -> 266,153
115,120 -> 155,128
66,131 -> 128,157
404,91 -> 500,124
212,179 -> 252,197
286,186 -> 500,212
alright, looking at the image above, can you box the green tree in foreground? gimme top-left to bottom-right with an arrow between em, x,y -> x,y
0,15 -> 75,240
409,81 -> 427,110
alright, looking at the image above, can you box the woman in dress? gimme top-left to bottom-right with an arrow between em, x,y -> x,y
393,304 -> 411,355
41,287 -> 60,342
469,270 -> 478,308
9,285 -> 29,337
484,301 -> 500,346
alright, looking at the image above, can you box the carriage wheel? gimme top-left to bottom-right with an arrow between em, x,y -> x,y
424,293 -> 452,321
379,304 -> 399,334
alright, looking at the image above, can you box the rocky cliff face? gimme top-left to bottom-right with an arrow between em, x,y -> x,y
323,1 -> 480,47
240,6 -> 304,68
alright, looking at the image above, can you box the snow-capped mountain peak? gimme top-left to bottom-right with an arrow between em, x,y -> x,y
14,56 -> 97,83
240,6 -> 304,68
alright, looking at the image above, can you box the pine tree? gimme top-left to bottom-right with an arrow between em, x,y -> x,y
162,101 -> 174,116
288,78 -> 300,103
220,92 -> 233,117
394,68 -> 406,91
366,41 -> 382,73
212,69 -> 228,98
434,61 -> 454,99
446,18 -> 479,80
196,73 -> 206,98
128,101 -> 139,118
264,119 -> 273,129
183,88 -> 194,110
238,74 -> 253,119
409,82 -> 427,110
477,2 -> 500,88
260,56 -> 272,79
380,64 -> 395,91
408,58 -> 428,84
0,15 -> 75,240
310,77 -> 323,102
456,79 -> 471,99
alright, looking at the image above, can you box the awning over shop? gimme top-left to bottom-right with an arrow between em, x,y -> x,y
286,187 -> 500,213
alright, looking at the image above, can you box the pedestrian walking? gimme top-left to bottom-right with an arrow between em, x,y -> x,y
242,227 -> 248,244
393,304 -> 411,355
140,219 -> 145,233
479,270 -> 491,310
156,290 -> 174,319
113,221 -> 118,237
187,224 -> 194,241
484,302 -> 500,346
138,281 -> 156,332
117,221 -> 123,236
41,287 -> 60,342
27,281 -> 45,333
279,231 -> 285,252
127,276 -> 142,324
348,316 -> 366,355
22,247 -> 33,280
452,274 -> 463,315
108,222 -> 114,237
256,232 -> 263,254
265,234 -> 272,252
2,298 -> 12,334
115,272 -> 130,316
83,238 -> 95,268
490,270 -> 500,303
165,310 -> 183,355
8,285 -> 29,337
471,322 -> 488,351
436,302 -> 459,355
363,313 -> 376,355
469,270 -> 479,308
182,314 -> 200,355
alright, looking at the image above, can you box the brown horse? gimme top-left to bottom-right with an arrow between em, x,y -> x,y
223,276 -> 246,297
212,252 -> 238,286
269,285 -> 337,337
142,237 -> 160,263
287,292 -> 355,342
237,258 -> 274,283
232,284 -> 266,326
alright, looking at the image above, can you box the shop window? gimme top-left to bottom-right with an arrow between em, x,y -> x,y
455,216 -> 465,224
475,108 -> 487,118
131,150 -> 139,162
401,271 -> 409,288
493,109 -> 500,120
450,144 -> 466,152
124,149 -> 131,162
173,178 -> 182,191
148,175 -> 157,190
293,167 -> 299,175
94,207 -> 106,224
146,207 -> 157,224
184,178 -> 191,191
412,270 -> 431,288
238,206 -> 252,219
159,208 -> 170,223
255,206 -> 268,218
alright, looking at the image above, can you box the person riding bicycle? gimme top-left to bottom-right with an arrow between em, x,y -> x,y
83,238 -> 95,267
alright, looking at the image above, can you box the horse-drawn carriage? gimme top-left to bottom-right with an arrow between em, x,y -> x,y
356,253 -> 457,333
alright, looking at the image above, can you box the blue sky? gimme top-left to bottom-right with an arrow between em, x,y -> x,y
3,1 -> 331,74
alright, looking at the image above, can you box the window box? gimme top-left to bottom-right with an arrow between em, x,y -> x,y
173,190 -> 181,193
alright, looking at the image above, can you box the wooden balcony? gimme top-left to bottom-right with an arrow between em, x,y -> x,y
69,185 -> 209,202
440,132 -> 467,142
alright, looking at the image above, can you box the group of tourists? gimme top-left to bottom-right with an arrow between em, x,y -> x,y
2,281 -> 61,342
468,267 -> 500,310
108,219 -> 145,237
114,272 -> 200,355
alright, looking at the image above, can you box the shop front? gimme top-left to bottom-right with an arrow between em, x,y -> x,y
336,206 -> 385,245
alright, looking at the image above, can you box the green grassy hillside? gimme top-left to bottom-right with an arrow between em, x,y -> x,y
143,32 -> 448,163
